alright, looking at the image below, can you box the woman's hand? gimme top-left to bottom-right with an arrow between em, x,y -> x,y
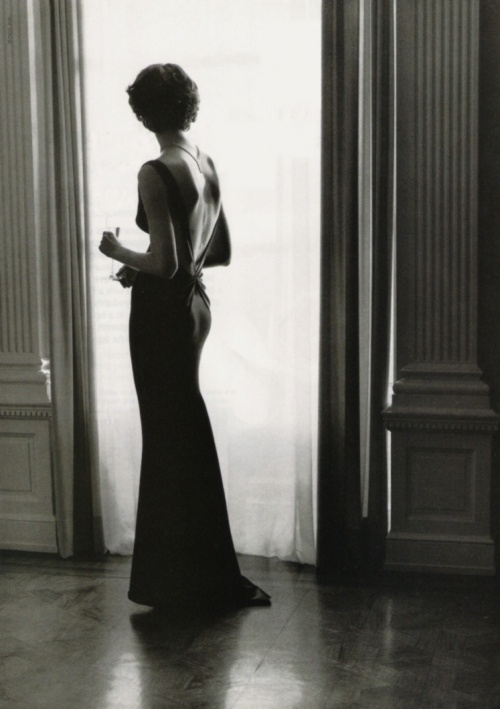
115,265 -> 138,288
99,231 -> 121,258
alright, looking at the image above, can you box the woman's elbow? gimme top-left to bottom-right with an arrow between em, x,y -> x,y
221,245 -> 231,266
156,256 -> 178,279
205,252 -> 230,268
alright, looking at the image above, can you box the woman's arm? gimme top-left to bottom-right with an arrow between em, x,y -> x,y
99,164 -> 178,278
203,206 -> 231,267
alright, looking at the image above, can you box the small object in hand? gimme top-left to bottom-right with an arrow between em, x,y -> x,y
114,265 -> 137,288
101,226 -> 121,278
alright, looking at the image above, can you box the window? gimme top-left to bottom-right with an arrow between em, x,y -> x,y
82,0 -> 321,562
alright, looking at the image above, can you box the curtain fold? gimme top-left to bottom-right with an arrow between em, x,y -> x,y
317,0 -> 393,575
37,0 -> 103,557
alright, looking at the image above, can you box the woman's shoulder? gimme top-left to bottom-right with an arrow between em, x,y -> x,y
137,160 -> 164,179
138,161 -> 167,188
197,149 -> 218,177
137,161 -> 179,204
138,149 -> 220,200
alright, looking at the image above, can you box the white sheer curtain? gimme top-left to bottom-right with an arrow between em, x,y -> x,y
81,0 -> 321,563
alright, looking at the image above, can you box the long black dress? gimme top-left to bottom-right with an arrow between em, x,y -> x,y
127,158 -> 269,612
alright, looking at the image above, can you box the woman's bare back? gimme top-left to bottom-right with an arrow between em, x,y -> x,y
158,145 -> 221,268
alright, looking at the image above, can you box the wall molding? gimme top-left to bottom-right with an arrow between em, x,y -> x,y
0,406 -> 51,419
385,418 -> 499,433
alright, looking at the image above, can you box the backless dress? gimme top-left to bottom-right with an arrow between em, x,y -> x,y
128,158 -> 268,611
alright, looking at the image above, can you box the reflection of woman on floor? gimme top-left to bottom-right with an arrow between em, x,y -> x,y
99,63 -> 270,612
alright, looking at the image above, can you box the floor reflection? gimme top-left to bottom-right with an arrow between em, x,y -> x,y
2,553 -> 500,708
128,606 -> 252,708
105,651 -> 143,709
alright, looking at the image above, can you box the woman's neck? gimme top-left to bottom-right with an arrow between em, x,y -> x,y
156,130 -> 189,152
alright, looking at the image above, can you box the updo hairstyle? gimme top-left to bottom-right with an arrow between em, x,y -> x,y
126,63 -> 199,132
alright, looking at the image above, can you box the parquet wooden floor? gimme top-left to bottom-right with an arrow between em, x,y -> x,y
0,552 -> 499,708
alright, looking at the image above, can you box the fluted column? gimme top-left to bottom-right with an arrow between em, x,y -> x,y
384,0 -> 497,574
0,1 -> 56,552
414,1 -> 476,366
0,0 -> 48,403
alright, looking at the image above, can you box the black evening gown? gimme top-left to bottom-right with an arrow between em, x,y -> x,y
128,159 -> 269,612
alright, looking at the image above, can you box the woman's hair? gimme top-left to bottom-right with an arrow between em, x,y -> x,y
126,63 -> 199,132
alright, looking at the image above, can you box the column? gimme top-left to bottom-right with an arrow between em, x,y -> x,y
0,1 -> 56,551
384,0 -> 497,573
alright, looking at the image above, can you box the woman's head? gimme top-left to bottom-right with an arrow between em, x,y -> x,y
126,63 -> 199,133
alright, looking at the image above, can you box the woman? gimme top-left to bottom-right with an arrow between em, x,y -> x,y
99,63 -> 270,612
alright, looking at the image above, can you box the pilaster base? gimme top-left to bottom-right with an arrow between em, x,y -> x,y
0,359 -> 50,405
384,370 -> 498,576
0,405 -> 57,553
385,532 -> 495,575
0,516 -> 57,553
